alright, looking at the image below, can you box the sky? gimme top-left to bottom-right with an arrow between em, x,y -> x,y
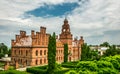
0,0 -> 120,47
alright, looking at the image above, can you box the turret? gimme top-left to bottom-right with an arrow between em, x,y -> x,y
16,35 -> 20,42
40,26 -> 46,34
79,36 -> 84,45
11,39 -> 15,46
31,30 -> 35,38
59,18 -> 73,45
20,30 -> 26,37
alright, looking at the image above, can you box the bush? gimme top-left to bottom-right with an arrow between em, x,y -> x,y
53,62 -> 62,70
97,61 -> 114,69
27,65 -> 70,74
54,68 -> 70,74
0,70 -> 28,74
27,67 -> 47,74
0,53 -> 4,58
76,61 -> 98,71
113,55 -> 120,63
61,61 -> 78,68
98,68 -> 118,74
78,70 -> 97,74
65,70 -> 77,74
8,66 -> 15,70
100,56 -> 120,70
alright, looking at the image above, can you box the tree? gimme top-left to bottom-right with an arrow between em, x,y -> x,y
0,43 -> 8,58
8,48 -> 11,57
64,44 -> 68,62
104,45 -> 118,56
90,50 -> 99,60
81,43 -> 99,61
100,42 -> 110,47
81,43 -> 91,61
47,32 -> 56,74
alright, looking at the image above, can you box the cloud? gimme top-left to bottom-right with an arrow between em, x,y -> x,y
0,0 -> 120,47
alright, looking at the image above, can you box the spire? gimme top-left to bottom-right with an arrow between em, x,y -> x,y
64,17 -> 68,23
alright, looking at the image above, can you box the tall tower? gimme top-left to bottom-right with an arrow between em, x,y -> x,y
59,18 -> 72,45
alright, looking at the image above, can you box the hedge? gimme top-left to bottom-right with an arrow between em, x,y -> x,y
0,70 -> 28,74
98,68 -> 118,74
76,61 -> 98,71
27,66 -> 70,74
27,67 -> 47,74
61,61 -> 78,68
96,61 -> 114,69
100,55 -> 120,70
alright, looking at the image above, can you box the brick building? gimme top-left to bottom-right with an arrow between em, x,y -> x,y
11,18 -> 84,67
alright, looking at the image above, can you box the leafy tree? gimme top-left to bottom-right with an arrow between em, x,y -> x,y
64,44 -> 68,63
0,43 -> 8,58
81,43 -> 91,61
100,42 -> 110,47
90,50 -> 99,60
81,43 -> 99,61
47,32 -> 56,74
104,45 -> 118,56
8,48 -> 11,57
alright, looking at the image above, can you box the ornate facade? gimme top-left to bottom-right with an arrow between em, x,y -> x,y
11,19 -> 84,67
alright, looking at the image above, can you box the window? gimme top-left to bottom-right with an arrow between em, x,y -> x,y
14,50 -> 16,55
44,58 -> 46,63
44,50 -> 46,55
36,50 -> 38,56
26,50 -> 28,56
26,60 -> 27,65
40,50 -> 42,56
40,59 -> 42,64
21,50 -> 23,55
36,60 -> 38,65
19,50 -> 20,55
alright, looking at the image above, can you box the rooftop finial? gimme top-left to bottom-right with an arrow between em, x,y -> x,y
64,16 -> 68,23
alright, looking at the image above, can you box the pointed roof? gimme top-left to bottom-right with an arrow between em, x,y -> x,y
64,17 -> 68,23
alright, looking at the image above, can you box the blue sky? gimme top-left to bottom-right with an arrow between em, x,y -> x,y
0,0 -> 120,47
26,3 -> 79,17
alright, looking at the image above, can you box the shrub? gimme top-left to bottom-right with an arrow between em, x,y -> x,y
55,62 -> 62,70
27,67 -> 47,74
65,70 -> 77,74
98,68 -> 118,74
100,56 -> 120,70
54,68 -> 70,74
76,61 -> 98,71
61,61 -> 78,68
109,59 -> 120,70
8,66 -> 15,70
97,61 -> 114,69
113,55 -> 120,63
27,65 -> 70,74
78,70 -> 97,74
0,70 -> 28,74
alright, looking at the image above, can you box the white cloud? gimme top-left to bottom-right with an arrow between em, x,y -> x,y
0,0 -> 120,46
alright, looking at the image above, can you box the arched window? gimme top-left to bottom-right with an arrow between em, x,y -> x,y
21,50 -> 23,55
44,50 -> 46,55
44,58 -> 46,63
26,60 -> 27,65
36,50 -> 38,56
14,50 -> 16,55
40,50 -> 42,56
26,50 -> 28,56
36,60 -> 38,65
40,59 -> 42,64
19,50 -> 20,55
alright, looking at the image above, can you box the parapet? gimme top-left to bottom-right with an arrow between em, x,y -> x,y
20,30 -> 26,37
40,26 -> 46,34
